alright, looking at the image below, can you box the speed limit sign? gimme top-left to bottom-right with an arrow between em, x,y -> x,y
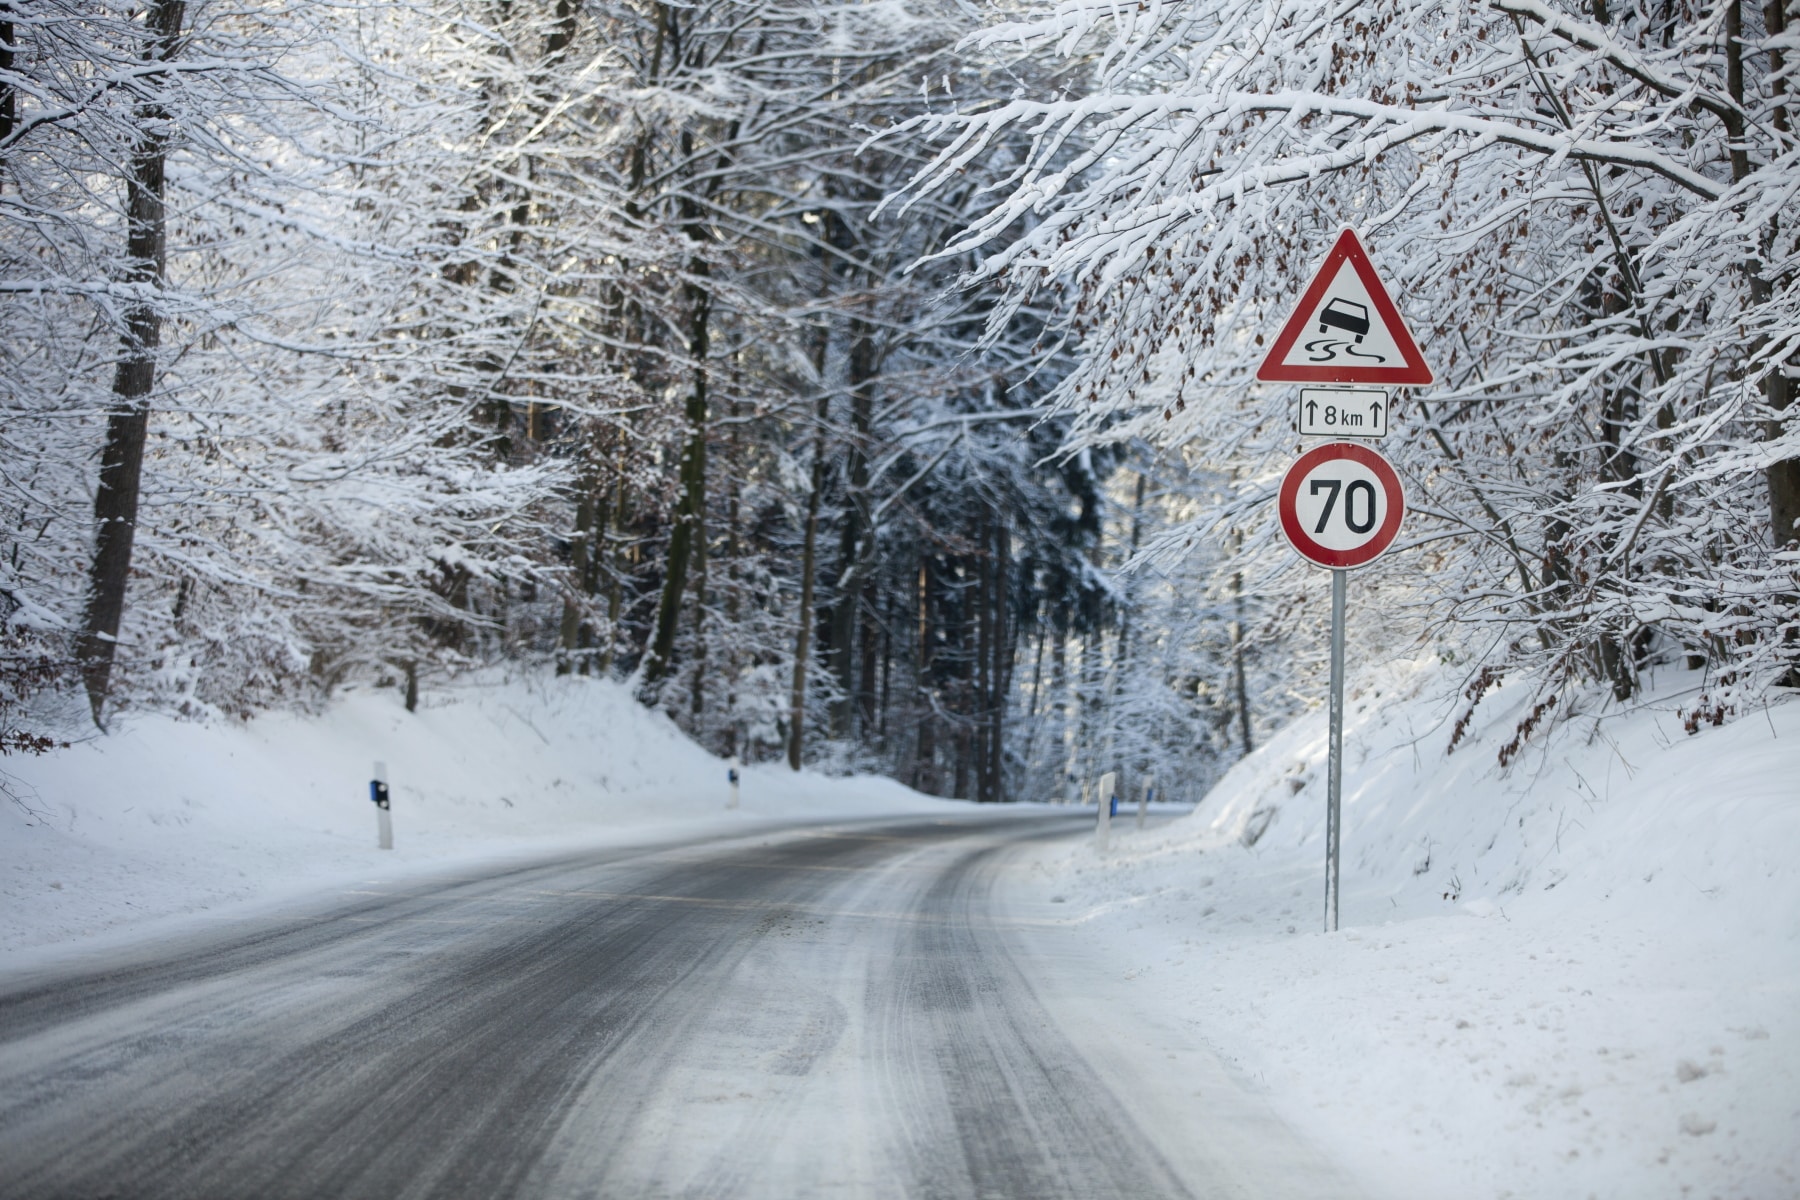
1278,441 -> 1405,569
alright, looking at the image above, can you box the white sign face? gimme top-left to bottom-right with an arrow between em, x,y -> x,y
1291,456 -> 1390,553
1299,387 -> 1388,438
1274,261 -> 1408,375
1277,442 -> 1406,569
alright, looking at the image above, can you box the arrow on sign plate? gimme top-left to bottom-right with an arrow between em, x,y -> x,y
1299,387 -> 1389,438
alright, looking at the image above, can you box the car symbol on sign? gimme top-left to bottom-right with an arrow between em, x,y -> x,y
1318,298 -> 1370,342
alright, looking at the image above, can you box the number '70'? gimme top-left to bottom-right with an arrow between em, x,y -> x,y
1308,478 -> 1378,534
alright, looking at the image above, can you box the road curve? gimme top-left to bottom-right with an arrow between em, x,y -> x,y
0,812 -> 1356,1200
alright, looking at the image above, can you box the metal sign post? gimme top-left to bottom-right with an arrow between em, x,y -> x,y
1275,444 -> 1406,931
1326,570 -> 1346,932
1263,230 -> 1430,933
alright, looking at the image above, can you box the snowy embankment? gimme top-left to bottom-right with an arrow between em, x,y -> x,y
1013,661 -> 1798,1200
1,675 -> 953,962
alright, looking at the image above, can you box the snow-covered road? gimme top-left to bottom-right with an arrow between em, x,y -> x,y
0,811 -> 1358,1200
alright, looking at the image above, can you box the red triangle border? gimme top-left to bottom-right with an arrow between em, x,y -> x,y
1255,229 -> 1433,385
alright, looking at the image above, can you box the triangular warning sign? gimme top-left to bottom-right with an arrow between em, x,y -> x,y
1256,229 -> 1433,385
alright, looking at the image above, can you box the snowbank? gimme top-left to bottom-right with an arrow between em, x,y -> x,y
1011,659 -> 1799,1200
1,674 -> 955,961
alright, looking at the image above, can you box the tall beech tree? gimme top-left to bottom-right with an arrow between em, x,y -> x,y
74,0 -> 185,725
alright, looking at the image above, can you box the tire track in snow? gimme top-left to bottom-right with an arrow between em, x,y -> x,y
0,812 -> 1341,1199
869,840 -> 1193,1200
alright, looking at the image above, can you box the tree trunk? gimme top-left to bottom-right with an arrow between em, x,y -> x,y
76,0 -> 186,727
953,725 -> 970,801
1749,0 -> 1800,551
976,527 -> 993,801
858,580 -> 879,734
689,494 -> 708,717
1051,627 -> 1070,802
1080,625 -> 1104,787
643,362 -> 705,687
911,555 -> 936,793
787,340 -> 832,770
1726,0 -> 1798,678
1231,568 -> 1253,756
989,517 -> 1009,802
558,469 -> 598,674
0,4 -> 16,194
878,588 -> 893,746
1021,618 -> 1047,794
1114,471 -> 1148,681
724,376 -> 743,754
1769,374 -> 1799,550
644,170 -> 711,687
826,315 -> 875,737
913,708 -> 935,794
1592,281 -> 1639,700
788,456 -> 824,770
598,430 -> 629,675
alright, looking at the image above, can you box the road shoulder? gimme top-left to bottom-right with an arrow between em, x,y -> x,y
988,833 -> 1372,1200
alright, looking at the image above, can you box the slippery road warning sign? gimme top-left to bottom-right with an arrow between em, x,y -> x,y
1277,441 -> 1406,569
1256,229 -> 1433,385
1265,231 -> 1426,936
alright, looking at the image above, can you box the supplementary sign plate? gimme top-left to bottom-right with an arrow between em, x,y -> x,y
1257,229 -> 1433,385
1278,441 -> 1406,569
1299,387 -> 1388,438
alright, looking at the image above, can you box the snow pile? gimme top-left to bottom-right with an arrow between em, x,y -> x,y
1014,660 -> 1799,1200
1,674 -> 951,959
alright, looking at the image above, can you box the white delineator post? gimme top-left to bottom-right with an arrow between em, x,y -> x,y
727,757 -> 740,810
1095,771 -> 1116,852
371,761 -> 393,850
1137,774 -> 1154,829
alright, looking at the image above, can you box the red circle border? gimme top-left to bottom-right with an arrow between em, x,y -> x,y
1278,442 -> 1406,569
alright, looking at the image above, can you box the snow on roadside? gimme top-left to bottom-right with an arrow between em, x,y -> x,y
1010,659 -> 1799,1200
1,673 -> 954,962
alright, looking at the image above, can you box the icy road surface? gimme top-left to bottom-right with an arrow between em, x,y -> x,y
0,812 -> 1357,1199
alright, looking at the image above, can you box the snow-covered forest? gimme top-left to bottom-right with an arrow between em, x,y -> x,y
3,0 -> 1795,802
